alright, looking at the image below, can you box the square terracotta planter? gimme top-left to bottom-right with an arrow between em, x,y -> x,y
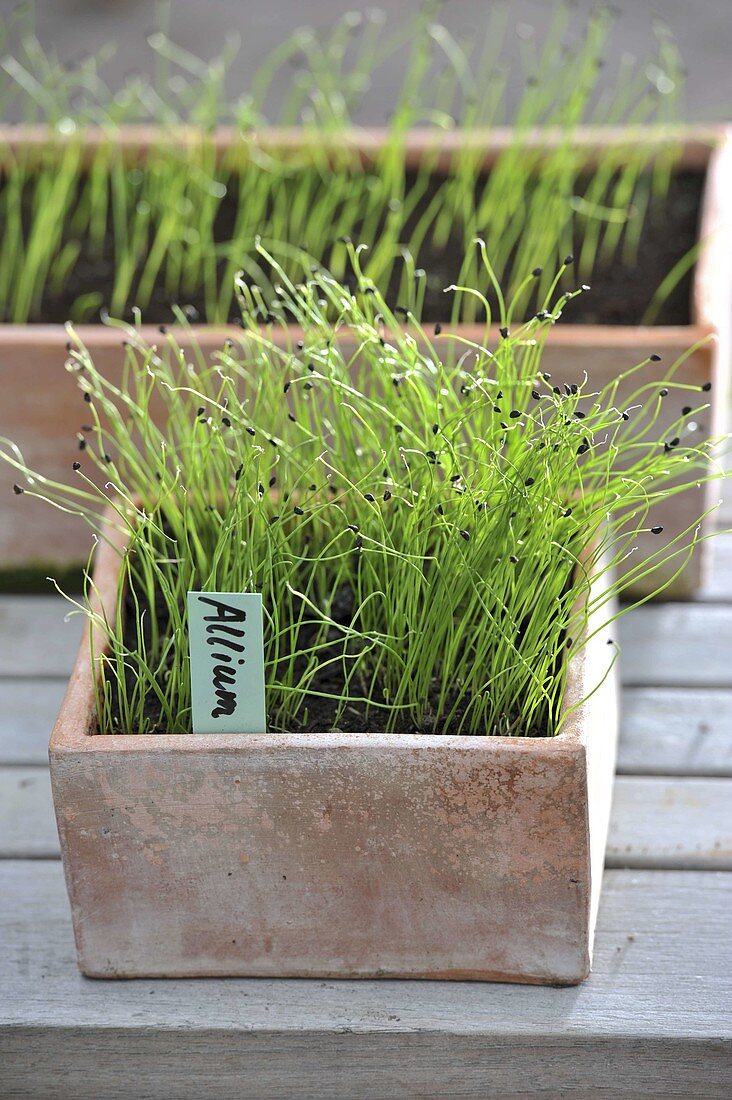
49,519 -> 618,984
2,124 -> 730,597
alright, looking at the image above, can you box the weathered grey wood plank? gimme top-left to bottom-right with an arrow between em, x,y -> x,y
3,1028 -> 729,1100
3,767 -> 730,871
2,682 -> 730,776
0,679 -> 65,765
617,604 -> 732,687
0,597 -> 84,677
697,532 -> 732,601
618,687 -> 732,775
4,594 -> 731,686
606,777 -> 732,869
0,862 -> 729,1098
695,528 -> 730,598
3,573 -> 731,689
0,768 -> 56,857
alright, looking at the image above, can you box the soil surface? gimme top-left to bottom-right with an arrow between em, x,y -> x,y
5,169 -> 703,327
408,170 -> 703,326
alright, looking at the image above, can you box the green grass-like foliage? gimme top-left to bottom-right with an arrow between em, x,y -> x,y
1,248 -> 725,735
0,4 -> 685,322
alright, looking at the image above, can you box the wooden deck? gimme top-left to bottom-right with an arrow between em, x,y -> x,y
1,534 -> 731,1096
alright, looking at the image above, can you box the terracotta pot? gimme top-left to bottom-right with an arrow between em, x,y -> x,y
49,512 -> 618,983
2,124 -> 731,596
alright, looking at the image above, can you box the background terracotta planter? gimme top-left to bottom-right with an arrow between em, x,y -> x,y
2,125 -> 730,595
49,522 -> 618,983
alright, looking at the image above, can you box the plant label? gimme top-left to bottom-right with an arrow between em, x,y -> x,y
187,592 -> 266,734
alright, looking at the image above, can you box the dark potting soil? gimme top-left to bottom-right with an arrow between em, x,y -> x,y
7,168 -> 704,327
117,581 -> 550,737
409,170 -> 703,326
